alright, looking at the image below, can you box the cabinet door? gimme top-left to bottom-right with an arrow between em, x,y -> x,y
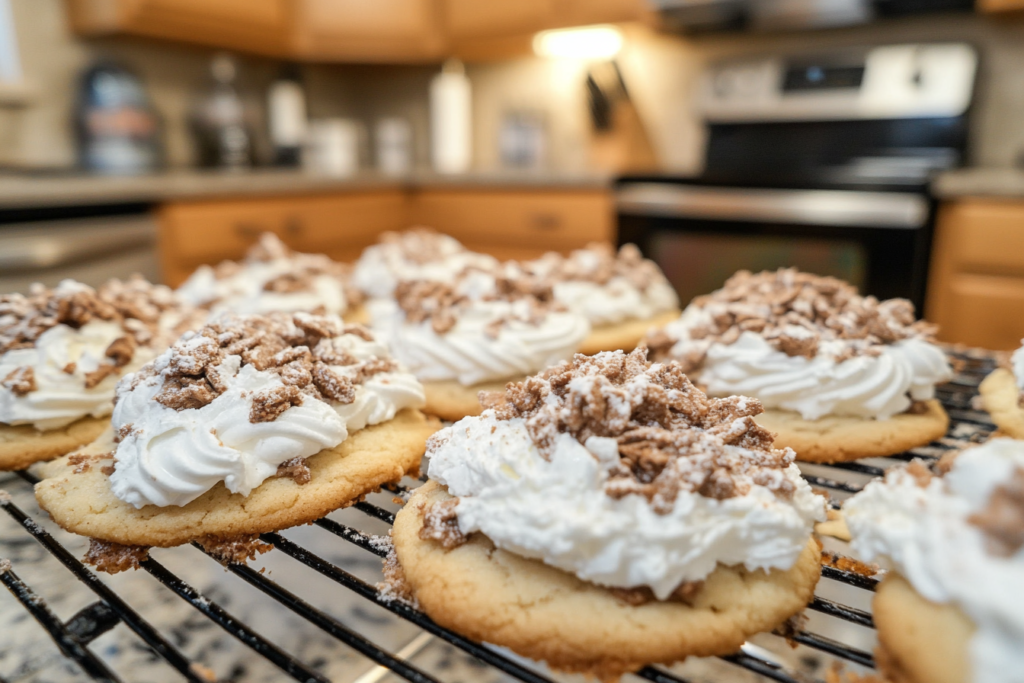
158,191 -> 409,287
442,0 -> 553,38
66,0 -> 291,56
977,0 -> 1024,13
551,0 -> 645,27
411,189 -> 614,260
292,0 -> 446,62
927,199 -> 1024,350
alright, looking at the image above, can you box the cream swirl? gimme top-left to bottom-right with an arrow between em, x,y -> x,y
656,270 -> 953,421
844,439 -> 1024,683
428,414 -> 824,599
352,229 -> 499,300
515,245 -> 679,327
176,233 -> 350,316
109,315 -> 424,508
1011,340 -> 1024,392
0,320 -> 153,429
369,270 -> 589,385
0,278 -> 201,430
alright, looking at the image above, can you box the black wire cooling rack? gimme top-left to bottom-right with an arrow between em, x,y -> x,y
0,349 -> 1000,683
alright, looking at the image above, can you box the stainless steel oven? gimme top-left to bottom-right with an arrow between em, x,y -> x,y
618,43 -> 977,312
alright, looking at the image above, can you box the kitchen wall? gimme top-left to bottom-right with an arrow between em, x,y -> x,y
3,1 -> 1024,173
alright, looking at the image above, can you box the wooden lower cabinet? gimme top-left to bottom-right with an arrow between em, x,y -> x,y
410,188 -> 614,258
157,187 -> 614,287
158,190 -> 410,287
927,199 -> 1024,350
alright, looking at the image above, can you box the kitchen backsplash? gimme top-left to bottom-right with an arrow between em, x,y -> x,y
2,0 -> 1024,173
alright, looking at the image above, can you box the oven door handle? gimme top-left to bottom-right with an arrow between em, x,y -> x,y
615,183 -> 930,229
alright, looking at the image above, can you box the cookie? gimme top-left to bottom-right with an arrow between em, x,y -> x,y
391,481 -> 822,681
35,408 -> 439,548
0,416 -> 108,472
422,377 -> 523,422
343,304 -> 370,326
579,310 -> 681,356
873,573 -> 974,683
979,368 -> 1024,439
754,400 -> 949,463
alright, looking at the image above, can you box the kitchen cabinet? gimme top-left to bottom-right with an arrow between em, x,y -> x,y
65,0 -> 293,57
290,0 -> 446,62
158,190 -> 410,286
442,0 -> 644,61
927,199 -> 1024,350
157,187 -> 614,285
410,188 -> 613,258
65,0 -> 644,62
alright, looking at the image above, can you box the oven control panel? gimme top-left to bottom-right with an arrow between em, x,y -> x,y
698,43 -> 976,122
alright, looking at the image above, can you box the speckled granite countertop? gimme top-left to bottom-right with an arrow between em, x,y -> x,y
0,169 -> 613,211
932,167 -> 1024,200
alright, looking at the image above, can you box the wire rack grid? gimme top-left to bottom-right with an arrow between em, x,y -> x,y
0,349 -> 999,683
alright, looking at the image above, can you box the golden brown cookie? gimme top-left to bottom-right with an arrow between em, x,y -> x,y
754,400 -> 949,463
0,416 -> 109,472
391,481 -> 822,681
579,310 -> 681,356
979,368 -> 1024,439
422,377 -> 523,422
35,409 -> 439,548
873,574 -> 974,683
343,304 -> 370,326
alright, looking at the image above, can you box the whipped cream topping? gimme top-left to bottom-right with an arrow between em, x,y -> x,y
352,229 -> 499,300
514,243 -> 678,327
650,269 -> 952,421
109,313 -> 424,508
426,349 -> 826,599
844,440 -> 1024,683
1011,341 -> 1024,392
177,233 -> 356,317
0,278 -> 202,430
369,270 -> 589,385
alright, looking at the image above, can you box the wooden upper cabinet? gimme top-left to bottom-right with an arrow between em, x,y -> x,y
551,0 -> 645,27
66,0 -> 293,56
291,0 -> 446,62
66,0 -> 645,62
443,0 -> 554,39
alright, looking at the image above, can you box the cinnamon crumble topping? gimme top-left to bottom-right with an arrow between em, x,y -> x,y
68,451 -> 114,474
2,366 -> 35,396
135,313 -> 394,423
84,539 -> 149,574
394,270 -> 565,338
275,457 -> 311,484
197,535 -> 273,565
476,347 -> 797,513
647,268 -> 938,372
968,466 -> 1024,557
418,498 -> 467,548
519,242 -> 666,293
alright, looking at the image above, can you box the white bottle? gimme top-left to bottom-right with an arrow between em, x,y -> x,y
430,60 -> 472,174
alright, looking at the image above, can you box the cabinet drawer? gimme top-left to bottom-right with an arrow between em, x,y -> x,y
939,200 -> 1024,276
158,191 -> 408,286
941,273 -> 1024,350
411,190 -> 613,253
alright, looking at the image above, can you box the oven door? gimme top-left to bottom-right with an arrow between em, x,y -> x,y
616,183 -> 933,311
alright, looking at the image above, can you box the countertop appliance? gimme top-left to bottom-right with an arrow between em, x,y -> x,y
617,42 -> 977,311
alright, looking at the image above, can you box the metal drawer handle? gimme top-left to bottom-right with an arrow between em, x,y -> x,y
530,212 -> 562,230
